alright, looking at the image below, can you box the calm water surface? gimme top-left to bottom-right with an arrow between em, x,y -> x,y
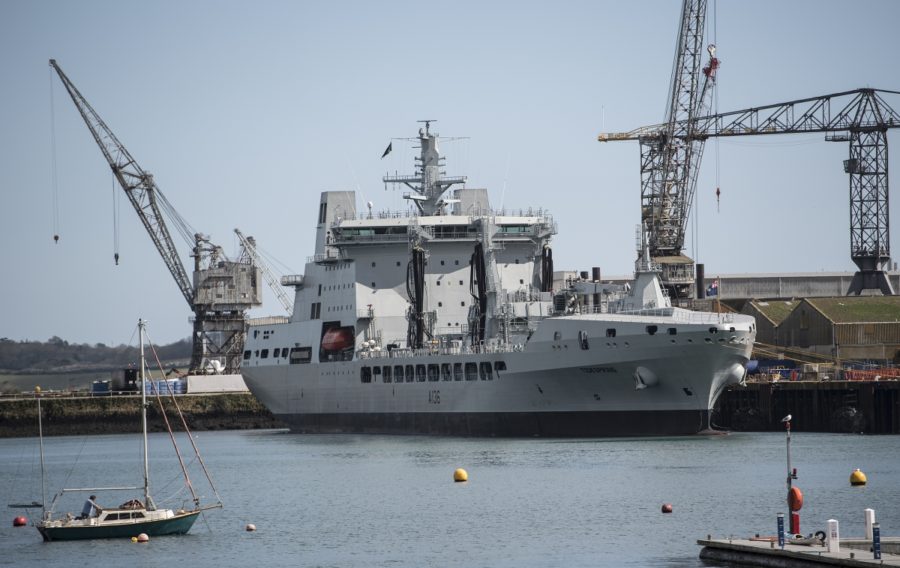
1,430 -> 898,567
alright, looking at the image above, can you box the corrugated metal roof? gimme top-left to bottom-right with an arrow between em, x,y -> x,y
806,296 -> 900,323
749,299 -> 800,325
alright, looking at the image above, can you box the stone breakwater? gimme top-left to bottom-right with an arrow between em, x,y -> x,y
0,393 -> 285,437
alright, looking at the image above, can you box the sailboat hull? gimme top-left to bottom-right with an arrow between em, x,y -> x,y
37,510 -> 201,542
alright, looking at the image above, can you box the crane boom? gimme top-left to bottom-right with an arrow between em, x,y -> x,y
49,59 -> 194,307
234,229 -> 294,314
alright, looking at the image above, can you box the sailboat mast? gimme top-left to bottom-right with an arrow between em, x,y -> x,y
37,390 -> 46,517
139,319 -> 152,509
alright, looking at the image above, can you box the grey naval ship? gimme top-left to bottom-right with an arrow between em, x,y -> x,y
241,122 -> 756,436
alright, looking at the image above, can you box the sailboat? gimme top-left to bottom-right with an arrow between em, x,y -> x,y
35,319 -> 221,541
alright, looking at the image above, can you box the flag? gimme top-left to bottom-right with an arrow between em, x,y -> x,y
381,141 -> 392,159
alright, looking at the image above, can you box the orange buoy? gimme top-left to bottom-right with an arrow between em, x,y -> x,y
661,503 -> 673,514
13,516 -> 27,527
788,487 -> 803,511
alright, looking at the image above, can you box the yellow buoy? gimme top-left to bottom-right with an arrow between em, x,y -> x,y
850,468 -> 867,486
131,536 -> 138,543
453,468 -> 468,482
34,386 -> 41,394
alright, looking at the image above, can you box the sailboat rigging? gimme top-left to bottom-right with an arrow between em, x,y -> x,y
33,319 -> 221,541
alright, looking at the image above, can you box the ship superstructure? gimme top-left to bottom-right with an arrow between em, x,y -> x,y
241,123 -> 756,436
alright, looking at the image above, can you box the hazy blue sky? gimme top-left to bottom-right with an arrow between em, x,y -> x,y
2,0 -> 899,345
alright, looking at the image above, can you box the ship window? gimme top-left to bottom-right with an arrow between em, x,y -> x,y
459,280 -> 463,285
708,327 -> 718,334
668,328 -> 677,335
383,366 -> 392,383
465,362 -> 478,381
441,363 -> 452,381
396,261 -> 401,266
461,301 -> 466,306
273,348 -> 281,358
428,364 -> 439,382
437,281 -> 441,286
454,363 -> 464,381
394,365 -> 404,382
405,365 -> 414,383
289,347 -> 312,364
318,202 -> 327,224
683,388 -> 694,396
373,366 -> 381,377
371,262 -> 376,267
606,328 -> 616,338
283,348 -> 289,358
494,361 -> 507,372
260,349 -> 269,359
646,325 -> 658,336
480,362 -> 493,380
455,260 -> 459,265
515,259 -> 519,264
243,350 -> 251,360
520,279 -> 524,284
579,331 -> 589,350
372,282 -> 376,287
318,284 -> 322,296
360,367 -> 372,383
416,365 -> 427,382
553,331 -> 561,341
441,260 -> 445,265
254,350 -> 259,357
438,302 -> 443,307
105,513 -> 120,520
132,512 -> 144,519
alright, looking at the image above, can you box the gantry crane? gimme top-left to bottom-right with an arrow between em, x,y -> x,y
600,88 -> 900,295
234,229 -> 294,314
617,0 -> 719,298
50,59 -> 262,372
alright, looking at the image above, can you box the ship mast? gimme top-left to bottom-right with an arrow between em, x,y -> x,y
138,319 -> 156,511
383,121 -> 467,215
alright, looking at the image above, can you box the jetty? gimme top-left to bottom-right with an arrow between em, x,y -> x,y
699,537 -> 900,567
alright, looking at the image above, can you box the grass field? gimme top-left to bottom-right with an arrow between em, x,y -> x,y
0,371 -> 112,393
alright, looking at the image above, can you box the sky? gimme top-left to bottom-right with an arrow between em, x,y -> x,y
2,0 -> 900,346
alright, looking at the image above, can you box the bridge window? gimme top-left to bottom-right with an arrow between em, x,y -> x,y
465,362 -> 478,381
405,365 -> 414,383
360,367 -> 372,383
416,365 -> 427,382
494,361 -> 507,372
480,362 -> 493,380
273,348 -> 281,358
260,349 -> 269,359
441,363 -> 452,381
383,366 -> 392,383
428,364 -> 439,382
243,350 -> 251,360
454,363 -> 464,381
606,328 -> 616,338
668,328 -> 677,335
394,365 -> 404,382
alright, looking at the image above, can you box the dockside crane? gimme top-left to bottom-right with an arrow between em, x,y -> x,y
49,59 -> 262,372
600,88 -> 900,295
234,229 -> 294,314
620,0 -> 719,298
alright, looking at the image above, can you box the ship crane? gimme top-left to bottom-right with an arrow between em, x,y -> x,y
234,229 -> 294,314
600,88 -> 900,295
49,59 -> 262,372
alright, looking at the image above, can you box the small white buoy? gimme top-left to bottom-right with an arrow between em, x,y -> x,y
453,468 -> 468,482
245,523 -> 257,532
137,533 -> 149,543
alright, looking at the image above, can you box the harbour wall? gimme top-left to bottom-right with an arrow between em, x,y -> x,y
0,393 -> 285,438
714,380 -> 900,434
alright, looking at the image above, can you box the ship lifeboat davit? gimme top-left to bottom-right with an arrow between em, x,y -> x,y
633,366 -> 658,390
788,487 -> 803,511
321,327 -> 354,351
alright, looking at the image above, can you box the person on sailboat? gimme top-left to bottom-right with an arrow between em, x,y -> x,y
79,495 -> 103,519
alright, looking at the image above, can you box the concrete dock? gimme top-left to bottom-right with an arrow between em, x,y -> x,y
699,537 -> 900,567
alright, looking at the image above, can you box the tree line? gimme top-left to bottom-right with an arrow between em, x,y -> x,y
0,336 -> 191,373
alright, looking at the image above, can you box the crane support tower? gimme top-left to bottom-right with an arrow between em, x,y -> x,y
601,88 -> 900,296
49,59 -> 262,372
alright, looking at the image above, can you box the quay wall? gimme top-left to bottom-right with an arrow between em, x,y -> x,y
715,380 -> 900,434
0,393 -> 285,438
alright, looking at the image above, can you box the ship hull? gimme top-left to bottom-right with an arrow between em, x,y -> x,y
274,408 -> 709,437
37,510 -> 200,542
243,311 -> 755,437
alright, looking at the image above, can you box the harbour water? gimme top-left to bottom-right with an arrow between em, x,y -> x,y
1,430 -> 898,567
